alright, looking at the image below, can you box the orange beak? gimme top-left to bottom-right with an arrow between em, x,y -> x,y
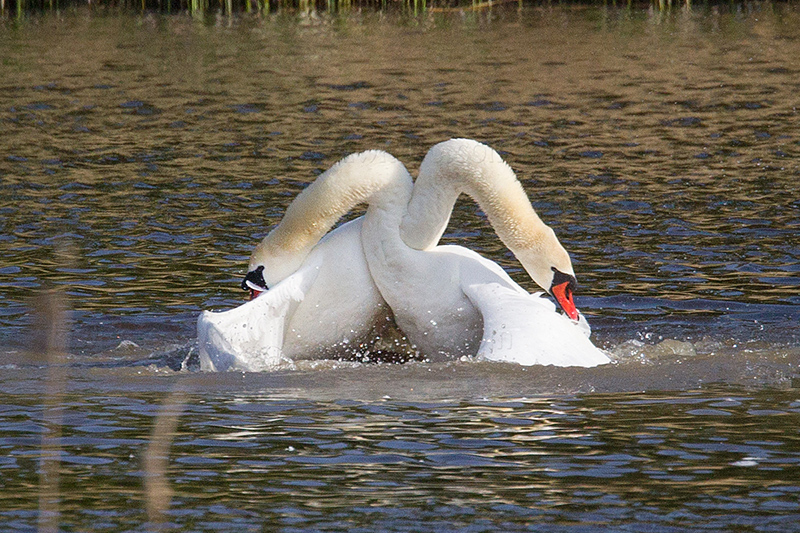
551,280 -> 579,321
248,288 -> 264,300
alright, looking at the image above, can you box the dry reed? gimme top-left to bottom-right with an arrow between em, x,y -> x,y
34,288 -> 69,533
143,389 -> 189,526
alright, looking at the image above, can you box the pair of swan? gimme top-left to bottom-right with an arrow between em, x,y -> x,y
197,139 -> 611,371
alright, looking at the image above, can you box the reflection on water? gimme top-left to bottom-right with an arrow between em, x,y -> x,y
0,4 -> 799,530
1,373 -> 800,531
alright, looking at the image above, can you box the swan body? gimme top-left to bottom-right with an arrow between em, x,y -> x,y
359,150 -> 609,366
365,239 -> 604,365
198,219 -> 389,371
198,140 -> 610,370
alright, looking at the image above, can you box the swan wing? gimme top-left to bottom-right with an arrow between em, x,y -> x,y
435,244 -> 526,290
197,267 -> 318,372
463,282 -> 611,368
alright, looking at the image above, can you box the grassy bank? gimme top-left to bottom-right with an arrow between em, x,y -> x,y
0,0 -> 769,18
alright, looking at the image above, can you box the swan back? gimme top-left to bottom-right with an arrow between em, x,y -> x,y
249,150 -> 413,287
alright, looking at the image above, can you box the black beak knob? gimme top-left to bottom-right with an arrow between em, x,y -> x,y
241,265 -> 267,292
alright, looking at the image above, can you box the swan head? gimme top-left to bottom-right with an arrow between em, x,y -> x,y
514,227 -> 580,321
241,265 -> 267,299
242,235 -> 315,299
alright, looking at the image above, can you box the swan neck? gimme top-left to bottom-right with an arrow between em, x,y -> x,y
400,138 -> 574,290
400,180 -> 458,250
402,139 -> 551,249
251,151 -> 412,284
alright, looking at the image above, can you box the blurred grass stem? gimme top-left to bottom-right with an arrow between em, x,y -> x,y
143,389 -> 189,525
34,288 -> 69,533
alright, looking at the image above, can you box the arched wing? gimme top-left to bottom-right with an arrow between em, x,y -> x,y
197,268 -> 317,372
463,282 -> 610,368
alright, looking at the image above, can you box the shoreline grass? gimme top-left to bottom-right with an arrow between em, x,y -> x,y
1,0 -> 774,18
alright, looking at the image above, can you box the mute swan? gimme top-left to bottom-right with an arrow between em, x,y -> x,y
197,141 -> 610,370
197,157 -> 397,371
360,139 -> 609,365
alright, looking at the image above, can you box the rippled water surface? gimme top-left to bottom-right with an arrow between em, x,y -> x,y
1,3 -> 799,531
3,375 -> 800,532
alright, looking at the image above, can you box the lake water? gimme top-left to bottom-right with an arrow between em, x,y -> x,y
1,3 -> 799,531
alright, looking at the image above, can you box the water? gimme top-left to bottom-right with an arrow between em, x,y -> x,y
1,3 -> 799,531
3,372 -> 800,531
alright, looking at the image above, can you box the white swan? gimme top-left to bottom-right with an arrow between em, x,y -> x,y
360,139 -> 608,365
197,141 -> 610,370
197,160 -> 396,371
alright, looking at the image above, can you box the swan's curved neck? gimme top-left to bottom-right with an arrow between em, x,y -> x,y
400,139 -> 574,292
251,150 -> 412,286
